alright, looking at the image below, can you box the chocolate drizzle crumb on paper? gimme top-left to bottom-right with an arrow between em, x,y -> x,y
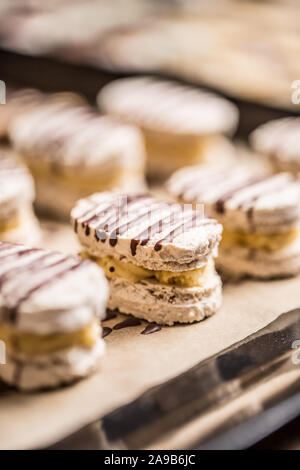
102,327 -> 112,338
141,324 -> 162,335
113,317 -> 141,330
75,194 -> 216,257
103,310 -> 117,322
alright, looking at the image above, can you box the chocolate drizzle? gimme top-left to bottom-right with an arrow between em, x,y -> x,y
141,324 -> 161,335
0,252 -> 54,285
215,176 -> 269,214
154,215 -> 214,250
102,327 -> 112,338
130,239 -> 140,256
103,310 -> 117,321
10,261 -> 84,324
9,101 -> 139,177
168,166 -> 291,222
0,243 -> 86,324
172,167 -> 296,223
74,194 -> 217,256
104,319 -> 161,336
113,317 -> 141,330
177,168 -> 230,201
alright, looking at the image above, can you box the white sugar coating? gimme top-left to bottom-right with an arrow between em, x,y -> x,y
98,76 -> 239,136
0,88 -> 85,137
0,88 -> 44,136
250,117 -> 300,171
71,192 -> 222,271
0,240 -> 108,391
166,164 -> 300,233
0,242 -> 108,334
9,101 -> 145,173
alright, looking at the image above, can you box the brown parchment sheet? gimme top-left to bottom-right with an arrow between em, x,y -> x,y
1,221 -> 300,450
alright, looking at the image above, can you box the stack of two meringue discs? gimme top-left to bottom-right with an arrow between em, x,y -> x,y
251,117 -> 300,174
167,164 -> 300,280
8,93 -> 146,219
0,192 -> 223,391
0,242 -> 108,391
71,192 -> 223,325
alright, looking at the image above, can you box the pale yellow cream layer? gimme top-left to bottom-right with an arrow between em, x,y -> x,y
0,214 -> 20,233
83,253 -> 214,288
143,130 -> 221,165
222,228 -> 299,251
0,319 -> 100,356
27,160 -> 144,192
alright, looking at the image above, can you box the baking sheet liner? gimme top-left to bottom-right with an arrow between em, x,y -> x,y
0,221 -> 300,450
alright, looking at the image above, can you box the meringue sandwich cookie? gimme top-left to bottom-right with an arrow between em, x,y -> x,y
97,76 -> 239,179
167,165 -> 300,279
250,117 -> 300,174
9,101 -> 146,219
0,148 -> 40,245
0,242 -> 108,391
71,192 -> 223,325
0,88 -> 84,139
0,89 -> 43,139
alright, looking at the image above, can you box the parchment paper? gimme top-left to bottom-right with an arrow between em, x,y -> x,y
1,221 -> 300,450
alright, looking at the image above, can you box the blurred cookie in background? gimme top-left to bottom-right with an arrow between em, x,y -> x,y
0,88 -> 86,140
0,147 -> 40,245
9,98 -> 146,219
250,117 -> 300,175
71,192 -> 222,325
0,241 -> 108,391
0,88 -> 44,139
97,76 -> 239,180
167,164 -> 300,280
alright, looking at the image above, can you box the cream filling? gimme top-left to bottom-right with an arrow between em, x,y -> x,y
0,212 -> 21,233
27,160 -> 144,193
143,130 -> 227,165
82,253 -> 214,288
0,319 -> 100,356
222,227 -> 299,251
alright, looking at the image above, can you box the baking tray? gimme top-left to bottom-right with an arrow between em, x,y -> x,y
1,221 -> 300,450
